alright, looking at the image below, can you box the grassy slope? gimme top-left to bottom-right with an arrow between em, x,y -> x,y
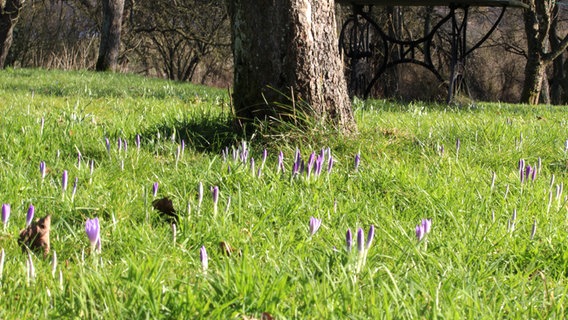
0,68 -> 567,318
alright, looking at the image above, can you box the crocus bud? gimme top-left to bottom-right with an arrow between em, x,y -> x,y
421,219 -> 432,234
27,252 -> 35,281
309,217 -> 321,236
152,182 -> 159,197
51,250 -> 58,278
211,186 -> 219,207
62,170 -> 68,192
197,182 -> 204,209
77,151 -> 82,169
261,149 -> 268,169
356,228 -> 364,252
200,246 -> 208,272
72,177 -> 78,200
26,204 -> 35,227
346,228 -> 353,252
366,225 -> 375,249
277,151 -> 285,173
85,218 -> 100,251
105,137 -> 111,154
416,224 -> 425,242
40,161 -> 46,179
1,204 -> 10,228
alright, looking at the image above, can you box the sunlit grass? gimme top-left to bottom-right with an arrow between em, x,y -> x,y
0,69 -> 567,318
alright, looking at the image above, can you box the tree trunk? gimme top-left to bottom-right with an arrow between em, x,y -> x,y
549,4 -> 565,105
96,0 -> 125,71
0,0 -> 24,68
227,0 -> 356,133
521,0 -> 568,104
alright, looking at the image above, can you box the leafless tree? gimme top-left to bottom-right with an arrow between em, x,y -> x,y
521,0 -> 568,104
0,0 -> 24,68
96,0 -> 125,71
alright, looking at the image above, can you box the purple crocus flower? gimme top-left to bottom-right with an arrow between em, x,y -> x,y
519,159 -> 526,183
524,165 -> 533,183
421,219 -> 432,234
416,224 -> 425,242
85,217 -> 100,250
366,225 -> 375,249
77,151 -> 82,169
314,154 -> 323,176
200,245 -> 208,271
136,134 -> 141,150
39,161 -> 46,179
292,161 -> 300,176
211,186 -> 219,206
354,152 -> 361,171
72,177 -> 78,200
2,204 -> 10,227
307,152 -> 316,178
346,228 -> 353,252
117,137 -> 122,152
105,137 -> 111,154
26,204 -> 35,227
327,156 -> 334,174
62,170 -> 68,192
309,217 -> 321,236
356,228 -> 364,252
518,158 -> 525,172
294,148 -> 301,164
152,182 -> 159,197
261,149 -> 268,169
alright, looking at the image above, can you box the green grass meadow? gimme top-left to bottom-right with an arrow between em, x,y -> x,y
0,68 -> 568,318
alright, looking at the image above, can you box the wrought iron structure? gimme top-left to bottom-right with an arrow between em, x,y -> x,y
338,0 -> 528,102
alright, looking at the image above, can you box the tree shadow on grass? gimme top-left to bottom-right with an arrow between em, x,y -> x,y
139,114 -> 244,154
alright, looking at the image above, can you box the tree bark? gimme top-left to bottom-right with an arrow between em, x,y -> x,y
549,4 -> 565,105
521,0 -> 568,104
0,0 -> 24,68
96,0 -> 125,71
227,0 -> 356,133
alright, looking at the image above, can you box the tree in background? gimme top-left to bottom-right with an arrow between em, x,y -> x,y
226,0 -> 356,133
130,0 -> 230,82
549,3 -> 568,105
521,0 -> 568,104
0,0 -> 24,68
96,0 -> 124,71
